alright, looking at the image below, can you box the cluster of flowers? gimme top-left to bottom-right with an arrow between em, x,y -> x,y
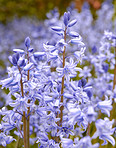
0,1 -> 116,148
0,1 -> 115,78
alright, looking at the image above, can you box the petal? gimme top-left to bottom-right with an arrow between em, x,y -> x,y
63,93 -> 73,99
51,26 -> 63,32
69,31 -> 79,37
24,63 -> 33,71
70,39 -> 85,46
0,77 -> 14,87
44,96 -> 53,103
68,19 -> 77,27
104,135 -> 115,146
13,49 -> 25,54
33,52 -> 45,57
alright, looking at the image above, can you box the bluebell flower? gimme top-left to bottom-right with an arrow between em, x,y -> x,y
23,62 -> 34,71
68,79 -> 92,103
74,47 -> 86,63
68,107 -> 87,129
57,124 -> 74,137
56,58 -> 81,81
51,26 -> 63,32
74,136 -> 99,148
47,139 -> 60,148
61,138 -> 73,148
56,39 -> 67,53
37,133 -> 60,148
68,31 -> 79,38
18,57 -> 26,67
79,66 -> 92,78
92,117 -> 115,146
104,30 -> 113,40
96,95 -> 112,117
0,77 -> 14,88
47,123 -> 58,137
25,36 -> 31,48
47,99 -> 60,114
102,63 -> 109,73
13,48 -> 25,54
36,133 -> 49,145
86,106 -> 97,123
68,19 -> 77,27
9,53 -> 19,66
0,133 -> 16,147
63,12 -> 69,26
78,78 -> 87,88
9,53 -> 26,67
92,45 -> 97,54
70,38 -> 85,46
33,51 -> 46,58
9,94 -> 32,112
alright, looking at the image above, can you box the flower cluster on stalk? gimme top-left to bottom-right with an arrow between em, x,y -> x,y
0,1 -> 116,147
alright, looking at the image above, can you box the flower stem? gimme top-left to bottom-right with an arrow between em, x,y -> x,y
20,75 -> 27,148
113,45 -> 116,90
59,26 -> 67,126
110,45 -> 116,119
109,45 -> 116,148
27,51 -> 30,148
87,123 -> 90,136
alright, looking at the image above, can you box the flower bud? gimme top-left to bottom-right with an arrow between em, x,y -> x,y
25,37 -> 31,48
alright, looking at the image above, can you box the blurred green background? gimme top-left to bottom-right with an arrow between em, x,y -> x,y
0,0 -> 72,23
0,0 -> 109,23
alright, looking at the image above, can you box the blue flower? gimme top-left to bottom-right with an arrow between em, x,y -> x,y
68,19 -> 77,27
86,106 -> 97,123
61,138 -> 73,148
74,136 -> 99,148
92,117 -> 115,146
9,53 -> 26,67
96,95 -> 112,117
63,12 -> 69,26
0,133 -> 16,147
92,45 -> 97,54
102,63 -> 109,73
9,93 -> 32,112
57,124 -> 74,137
56,58 -> 81,81
25,36 -> 31,48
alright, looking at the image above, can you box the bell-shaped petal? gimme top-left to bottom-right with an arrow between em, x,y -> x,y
18,58 -> 25,67
68,19 -> 77,27
100,135 -> 115,146
63,93 -> 73,99
97,96 -> 112,117
24,63 -> 33,71
51,26 -> 63,32
63,12 -> 69,26
33,52 -> 45,58
69,31 -> 79,38
70,38 -> 85,46
13,49 -> 25,54
28,48 -> 34,52
61,138 -> 73,148
0,77 -> 14,87
25,37 -> 31,48
44,96 -> 53,103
